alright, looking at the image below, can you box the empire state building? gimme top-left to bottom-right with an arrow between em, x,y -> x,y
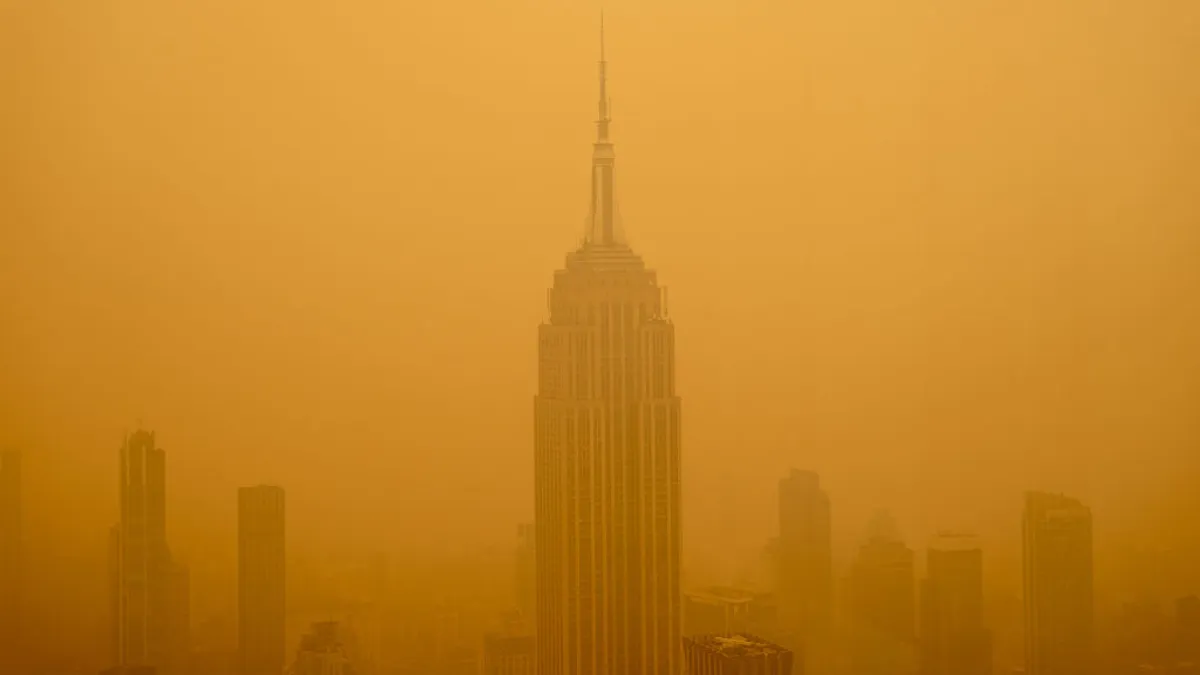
534,22 -> 682,675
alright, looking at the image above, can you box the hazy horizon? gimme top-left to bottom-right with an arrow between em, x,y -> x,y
2,0 -> 1198,671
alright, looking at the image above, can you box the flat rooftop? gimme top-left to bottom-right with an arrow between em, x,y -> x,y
690,634 -> 788,658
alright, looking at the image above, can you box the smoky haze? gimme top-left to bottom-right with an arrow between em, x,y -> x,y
1,0 -> 1198,671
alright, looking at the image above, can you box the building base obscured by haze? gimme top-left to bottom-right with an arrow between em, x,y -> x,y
293,621 -> 357,675
483,634 -> 534,675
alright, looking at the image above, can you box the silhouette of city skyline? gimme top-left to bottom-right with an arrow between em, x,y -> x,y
2,7 -> 1199,675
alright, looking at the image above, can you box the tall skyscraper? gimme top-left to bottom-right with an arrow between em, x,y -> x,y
534,20 -> 682,675
777,470 -> 833,645
682,634 -> 794,675
920,533 -> 991,675
0,450 -> 21,669
1022,492 -> 1094,675
114,430 -> 171,670
238,485 -> 286,675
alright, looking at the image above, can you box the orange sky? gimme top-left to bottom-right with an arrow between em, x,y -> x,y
2,0 -> 1199,658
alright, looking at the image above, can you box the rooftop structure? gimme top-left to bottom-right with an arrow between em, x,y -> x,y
683,634 -> 795,675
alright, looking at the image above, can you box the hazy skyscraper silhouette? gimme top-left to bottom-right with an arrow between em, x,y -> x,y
0,450 -> 21,669
847,516 -> 917,675
113,430 -> 171,670
238,485 -> 286,675
777,470 -> 833,645
920,533 -> 991,675
1022,492 -> 1094,675
534,19 -> 682,675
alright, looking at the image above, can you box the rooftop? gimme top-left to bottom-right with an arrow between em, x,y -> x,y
685,586 -> 757,606
690,634 -> 788,659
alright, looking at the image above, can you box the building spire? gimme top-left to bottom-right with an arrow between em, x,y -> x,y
597,11 -> 610,142
589,11 -> 618,246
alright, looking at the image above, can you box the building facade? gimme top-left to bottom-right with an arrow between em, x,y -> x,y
533,24 -> 682,675
777,470 -> 833,646
238,485 -> 286,675
1022,492 -> 1094,675
920,533 -> 992,675
113,430 -> 171,670
846,520 -> 917,675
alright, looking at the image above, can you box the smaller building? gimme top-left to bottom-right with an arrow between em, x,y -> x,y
685,587 -> 780,643
683,634 -> 794,675
293,621 -> 356,675
483,634 -> 535,675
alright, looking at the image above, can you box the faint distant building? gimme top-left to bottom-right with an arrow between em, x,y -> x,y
686,588 -> 755,636
1022,492 -> 1094,675
847,516 -> 917,675
191,614 -> 238,675
483,634 -> 534,675
368,552 -> 389,605
238,485 -> 286,675
777,470 -> 833,646
1176,595 -> 1200,662
113,430 -> 171,670
759,538 -> 780,592
167,561 -> 191,675
0,450 -> 20,669
920,533 -> 992,675
293,622 -> 356,675
849,529 -> 916,641
685,587 -> 781,643
515,524 -> 535,630
682,634 -> 794,675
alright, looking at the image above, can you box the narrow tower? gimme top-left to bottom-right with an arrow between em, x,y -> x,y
535,19 -> 683,675
239,485 -> 286,675
113,430 -> 170,670
1022,492 -> 1093,675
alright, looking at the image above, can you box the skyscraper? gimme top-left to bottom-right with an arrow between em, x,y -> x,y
920,533 -> 991,675
848,535 -> 916,639
0,450 -> 21,669
114,430 -> 171,670
847,515 -> 917,675
1022,492 -> 1094,675
777,470 -> 833,645
238,485 -> 286,675
533,20 -> 682,675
